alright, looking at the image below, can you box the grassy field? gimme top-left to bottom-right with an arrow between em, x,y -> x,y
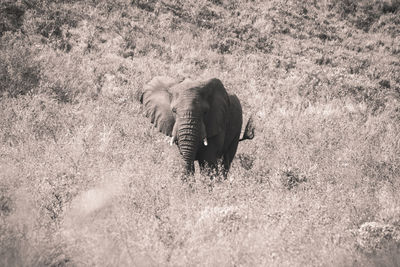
1,0 -> 400,266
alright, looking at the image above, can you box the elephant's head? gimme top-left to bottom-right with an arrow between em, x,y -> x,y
140,76 -> 229,174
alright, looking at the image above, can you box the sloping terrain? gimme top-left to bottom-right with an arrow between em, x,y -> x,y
1,0 -> 400,266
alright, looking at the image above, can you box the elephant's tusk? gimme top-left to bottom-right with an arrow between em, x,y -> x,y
203,138 -> 208,146
170,136 -> 176,146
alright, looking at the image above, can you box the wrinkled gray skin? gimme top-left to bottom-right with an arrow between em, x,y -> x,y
140,76 -> 254,179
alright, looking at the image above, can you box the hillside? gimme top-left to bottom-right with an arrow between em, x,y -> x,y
1,0 -> 400,266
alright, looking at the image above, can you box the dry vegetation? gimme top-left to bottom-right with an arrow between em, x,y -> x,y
1,0 -> 400,266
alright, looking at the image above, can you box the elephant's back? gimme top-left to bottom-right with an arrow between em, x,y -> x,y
228,94 -> 243,123
225,94 -> 243,142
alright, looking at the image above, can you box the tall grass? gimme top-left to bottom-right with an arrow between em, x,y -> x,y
1,0 -> 399,266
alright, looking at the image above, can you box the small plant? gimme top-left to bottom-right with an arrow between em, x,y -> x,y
280,169 -> 307,190
0,195 -> 12,216
357,221 -> 400,255
238,153 -> 254,170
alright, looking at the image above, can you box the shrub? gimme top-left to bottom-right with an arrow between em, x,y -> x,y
0,1 -> 25,36
0,34 -> 40,98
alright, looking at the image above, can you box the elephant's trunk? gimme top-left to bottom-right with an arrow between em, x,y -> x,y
177,112 -> 201,175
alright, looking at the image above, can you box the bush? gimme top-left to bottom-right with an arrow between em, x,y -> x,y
0,34 -> 40,98
329,0 -> 400,32
0,1 -> 25,36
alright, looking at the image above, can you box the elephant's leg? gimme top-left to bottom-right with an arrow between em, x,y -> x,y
198,147 -> 219,179
199,159 -> 218,178
222,138 -> 240,179
181,161 -> 195,182
186,161 -> 195,175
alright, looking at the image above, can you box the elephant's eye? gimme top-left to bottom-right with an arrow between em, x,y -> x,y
172,107 -> 177,113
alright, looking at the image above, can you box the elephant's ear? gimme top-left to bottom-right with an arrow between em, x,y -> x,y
201,78 -> 230,138
140,76 -> 177,137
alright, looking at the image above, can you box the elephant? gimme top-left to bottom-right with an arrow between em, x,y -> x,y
140,76 -> 254,179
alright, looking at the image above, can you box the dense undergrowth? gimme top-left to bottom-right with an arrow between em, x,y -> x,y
1,0 -> 400,266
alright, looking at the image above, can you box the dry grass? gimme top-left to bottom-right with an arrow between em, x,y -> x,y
1,0 -> 400,266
